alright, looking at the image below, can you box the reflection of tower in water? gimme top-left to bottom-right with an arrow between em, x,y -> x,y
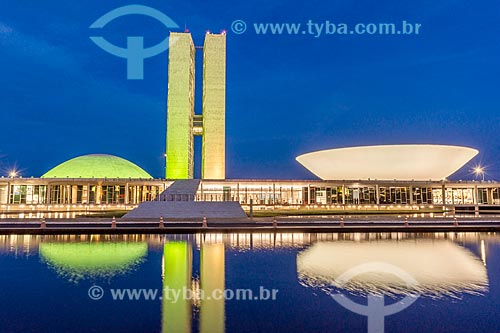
162,241 -> 225,333
162,242 -> 192,333
200,243 -> 225,333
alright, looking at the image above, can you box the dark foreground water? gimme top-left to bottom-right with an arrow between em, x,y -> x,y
0,232 -> 499,333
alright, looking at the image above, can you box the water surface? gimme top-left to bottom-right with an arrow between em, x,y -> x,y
0,232 -> 499,332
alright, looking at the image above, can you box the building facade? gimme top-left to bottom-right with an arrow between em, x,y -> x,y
202,33 -> 226,180
1,178 -> 500,218
165,32 -> 226,180
166,32 -> 196,179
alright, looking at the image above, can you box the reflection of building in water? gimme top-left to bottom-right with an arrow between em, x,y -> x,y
189,232 -> 500,251
0,234 -> 164,257
200,243 -> 225,333
162,242 -> 192,333
162,241 -> 225,333
0,233 -> 496,331
0,233 -> 498,257
297,240 -> 489,298
194,233 -> 313,250
39,241 -> 147,282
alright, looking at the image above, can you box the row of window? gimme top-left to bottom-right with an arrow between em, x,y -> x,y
197,186 -> 500,206
4,184 -> 500,206
7,185 -> 161,205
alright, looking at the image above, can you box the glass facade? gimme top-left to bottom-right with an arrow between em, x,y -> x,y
493,188 -> 500,204
9,183 -> 163,205
9,185 -> 46,204
195,182 -> 491,207
1,180 -> 500,213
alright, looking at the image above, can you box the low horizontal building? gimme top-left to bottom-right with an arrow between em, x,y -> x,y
0,147 -> 498,218
1,177 -> 499,218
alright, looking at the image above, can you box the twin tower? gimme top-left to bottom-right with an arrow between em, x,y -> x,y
166,32 -> 226,180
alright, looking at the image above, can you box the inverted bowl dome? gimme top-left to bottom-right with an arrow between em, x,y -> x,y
296,144 -> 478,180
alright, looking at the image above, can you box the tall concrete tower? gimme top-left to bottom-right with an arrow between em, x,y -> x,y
166,32 -> 195,179
202,33 -> 226,180
165,32 -> 226,180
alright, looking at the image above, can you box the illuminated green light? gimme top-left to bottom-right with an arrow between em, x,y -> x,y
163,242 -> 192,333
41,154 -> 152,179
39,242 -> 148,281
166,33 -> 195,180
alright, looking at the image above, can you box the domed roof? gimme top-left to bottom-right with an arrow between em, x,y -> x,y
41,154 -> 153,179
296,144 -> 478,181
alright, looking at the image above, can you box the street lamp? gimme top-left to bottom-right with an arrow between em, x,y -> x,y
474,166 -> 485,181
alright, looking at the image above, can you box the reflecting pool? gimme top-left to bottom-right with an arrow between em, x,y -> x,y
0,232 -> 499,332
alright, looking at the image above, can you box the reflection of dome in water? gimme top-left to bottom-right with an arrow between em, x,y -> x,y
41,154 -> 152,179
297,240 -> 488,298
39,242 -> 148,281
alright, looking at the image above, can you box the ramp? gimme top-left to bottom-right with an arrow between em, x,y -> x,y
159,179 -> 201,201
123,201 -> 247,219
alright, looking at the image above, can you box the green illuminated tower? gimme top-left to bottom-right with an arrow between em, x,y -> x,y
202,33 -> 226,180
165,32 -> 226,180
166,32 -> 195,179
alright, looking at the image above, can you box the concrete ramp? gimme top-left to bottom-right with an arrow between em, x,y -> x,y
159,180 -> 201,201
123,201 -> 247,219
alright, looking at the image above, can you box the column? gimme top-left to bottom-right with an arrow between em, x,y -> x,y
272,183 -> 276,206
71,185 -> 78,204
342,185 -> 346,205
441,184 -> 446,206
125,182 -> 129,204
6,182 -> 11,204
46,184 -> 51,205
307,184 -> 311,205
409,185 -> 413,205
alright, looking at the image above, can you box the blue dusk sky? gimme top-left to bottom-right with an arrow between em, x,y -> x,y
0,0 -> 499,180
